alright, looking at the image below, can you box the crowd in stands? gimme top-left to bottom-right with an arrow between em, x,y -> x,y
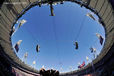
0,52 -> 15,76
11,67 -> 59,76
39,68 -> 59,76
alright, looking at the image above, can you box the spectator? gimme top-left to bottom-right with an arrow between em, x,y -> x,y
39,68 -> 59,76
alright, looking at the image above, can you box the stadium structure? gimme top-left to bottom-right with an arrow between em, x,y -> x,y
0,0 -> 114,76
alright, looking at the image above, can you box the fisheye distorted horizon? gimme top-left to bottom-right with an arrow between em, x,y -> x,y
11,2 -> 105,73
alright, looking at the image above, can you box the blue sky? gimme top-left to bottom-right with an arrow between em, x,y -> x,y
11,2 -> 105,73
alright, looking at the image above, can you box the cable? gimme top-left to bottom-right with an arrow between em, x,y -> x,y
74,15 -> 87,41
14,24 -> 40,66
24,27 -> 41,57
22,27 -> 38,51
52,16 -> 62,68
